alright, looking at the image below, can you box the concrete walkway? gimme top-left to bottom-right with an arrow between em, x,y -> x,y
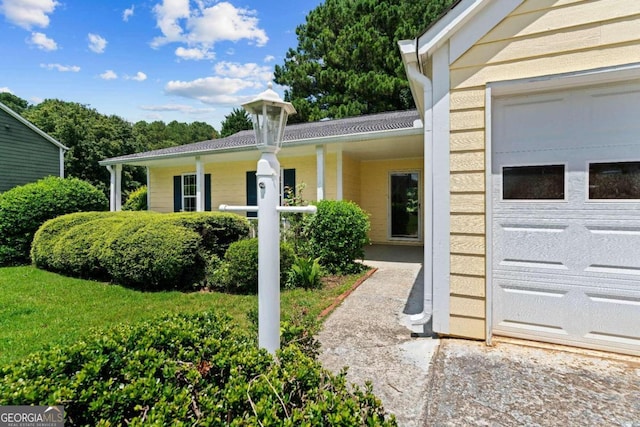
317,245 -> 640,426
317,245 -> 438,426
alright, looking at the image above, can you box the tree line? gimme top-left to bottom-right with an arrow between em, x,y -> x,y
2,0 -> 454,195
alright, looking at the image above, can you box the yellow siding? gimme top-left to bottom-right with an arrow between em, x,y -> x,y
360,158 -> 422,244
280,155 -> 318,201
445,0 -> 640,338
325,153 -> 337,200
342,153 -> 361,204
210,160 -> 257,209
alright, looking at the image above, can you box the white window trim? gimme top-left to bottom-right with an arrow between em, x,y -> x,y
181,173 -> 197,212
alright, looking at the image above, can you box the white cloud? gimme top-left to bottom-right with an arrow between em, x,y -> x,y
0,87 -> 12,94
175,46 -> 213,61
151,0 -> 267,60
263,55 -> 275,63
165,76 -> 260,105
151,0 -> 189,47
123,5 -> 134,21
100,70 -> 118,80
125,71 -> 147,81
29,32 -> 57,50
226,48 -> 235,56
41,63 -> 80,72
0,0 -> 58,30
88,33 -> 107,53
213,61 -> 272,81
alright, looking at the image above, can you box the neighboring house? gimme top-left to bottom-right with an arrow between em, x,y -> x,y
400,0 -> 640,356
99,110 -> 425,245
0,102 -> 67,193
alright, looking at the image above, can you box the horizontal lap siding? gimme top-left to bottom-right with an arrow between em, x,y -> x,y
0,111 -> 60,192
341,153 -> 361,204
446,0 -> 640,339
149,156 -> 321,213
360,158 -> 422,244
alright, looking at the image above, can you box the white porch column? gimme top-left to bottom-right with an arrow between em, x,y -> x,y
196,157 -> 204,212
336,148 -> 343,201
316,145 -> 325,200
59,148 -> 65,178
108,164 -> 123,212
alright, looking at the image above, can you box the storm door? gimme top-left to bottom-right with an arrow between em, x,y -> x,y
390,172 -> 420,239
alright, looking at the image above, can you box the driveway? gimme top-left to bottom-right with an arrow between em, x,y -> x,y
316,245 -> 640,426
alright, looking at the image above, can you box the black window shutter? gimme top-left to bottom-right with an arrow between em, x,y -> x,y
173,175 -> 182,212
283,168 -> 296,197
246,171 -> 257,218
204,174 -> 212,211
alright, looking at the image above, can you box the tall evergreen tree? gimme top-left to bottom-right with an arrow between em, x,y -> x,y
274,0 -> 455,123
220,108 -> 252,137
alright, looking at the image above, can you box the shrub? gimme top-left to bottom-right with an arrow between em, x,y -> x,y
304,200 -> 370,274
31,211 -> 112,272
0,177 -> 108,266
217,238 -> 295,293
100,218 -> 201,290
31,212 -> 250,290
286,256 -> 323,289
122,185 -> 147,211
0,312 -> 396,426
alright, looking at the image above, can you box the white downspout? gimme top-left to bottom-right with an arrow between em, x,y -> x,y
406,62 -> 434,332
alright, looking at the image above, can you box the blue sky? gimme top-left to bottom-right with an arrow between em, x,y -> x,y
0,0 -> 323,129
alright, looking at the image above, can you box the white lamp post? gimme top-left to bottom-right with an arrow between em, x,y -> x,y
243,83 -> 294,354
220,83 -> 315,354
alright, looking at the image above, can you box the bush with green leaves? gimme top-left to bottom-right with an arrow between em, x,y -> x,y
212,237 -> 296,293
304,200 -> 370,274
0,176 -> 108,266
0,312 -> 396,426
31,212 -> 250,290
122,185 -> 148,211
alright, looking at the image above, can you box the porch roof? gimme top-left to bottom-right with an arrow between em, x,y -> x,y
100,109 -> 421,166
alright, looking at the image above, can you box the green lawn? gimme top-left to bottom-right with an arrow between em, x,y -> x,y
0,266 -> 362,366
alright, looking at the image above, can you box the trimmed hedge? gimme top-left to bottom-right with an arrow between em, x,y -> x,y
32,212 -> 250,290
0,312 -> 395,426
213,237 -> 296,294
304,200 -> 370,274
0,177 -> 108,266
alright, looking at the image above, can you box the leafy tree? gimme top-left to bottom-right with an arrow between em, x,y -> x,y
23,99 -> 144,195
220,107 -> 252,137
274,0 -> 455,122
0,92 -> 29,114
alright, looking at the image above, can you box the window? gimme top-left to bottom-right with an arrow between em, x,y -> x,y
589,161 -> 640,200
182,174 -> 197,212
503,165 -> 565,200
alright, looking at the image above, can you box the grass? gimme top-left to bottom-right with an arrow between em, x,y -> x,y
0,266 -> 364,366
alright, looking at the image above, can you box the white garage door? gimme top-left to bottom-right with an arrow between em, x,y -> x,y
492,81 -> 640,356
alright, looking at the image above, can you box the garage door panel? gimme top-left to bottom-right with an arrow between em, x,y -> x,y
495,276 -> 640,351
492,81 -> 640,356
584,86 -> 640,139
494,95 -> 573,152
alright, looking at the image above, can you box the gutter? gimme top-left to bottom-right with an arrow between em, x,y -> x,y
400,39 -> 434,333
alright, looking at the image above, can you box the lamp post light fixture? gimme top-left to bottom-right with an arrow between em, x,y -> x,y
220,83 -> 316,354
